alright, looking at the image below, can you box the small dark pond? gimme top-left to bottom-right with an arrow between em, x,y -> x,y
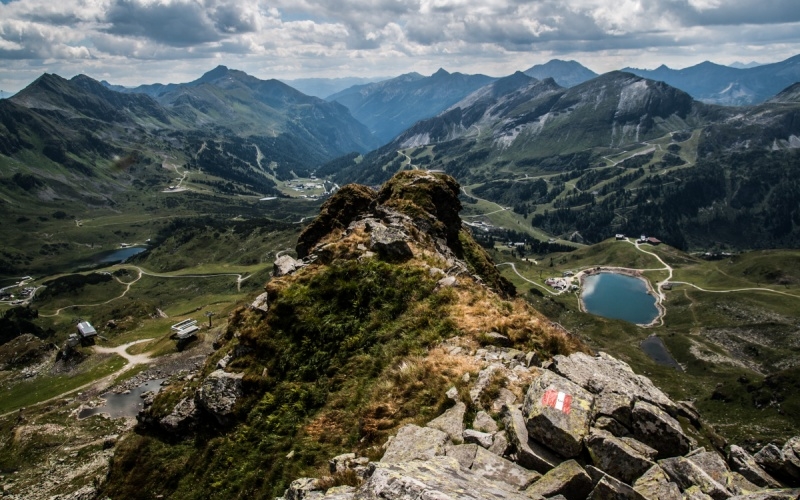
640,336 -> 682,371
581,273 -> 659,325
95,246 -> 147,264
78,378 -> 164,419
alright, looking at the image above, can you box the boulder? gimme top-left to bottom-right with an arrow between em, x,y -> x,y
363,456 -> 535,499
729,445 -> 782,488
631,401 -> 692,458
469,446 -> 540,489
274,254 -> 305,277
659,456 -> 732,500
594,416 -> 630,437
551,352 -> 678,415
594,391 -> 634,428
318,486 -> 355,499
195,370 -> 244,426
525,460 -> 594,500
463,429 -> 493,449
381,424 -> 448,464
473,410 -> 499,433
522,370 -> 595,458
159,396 -> 200,432
755,443 -> 800,485
426,402 -> 466,443
368,223 -> 413,261
585,430 -> 656,484
483,331 -> 512,347
726,491 -> 800,499
490,387 -> 517,414
250,291 -> 269,312
502,404 -> 563,473
588,474 -> 648,500
633,464 -> 682,500
489,430 -> 509,456
469,363 -> 504,405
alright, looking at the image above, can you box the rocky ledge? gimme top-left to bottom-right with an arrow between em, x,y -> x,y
277,349 -> 800,500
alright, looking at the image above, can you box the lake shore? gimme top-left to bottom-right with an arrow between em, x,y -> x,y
577,267 -> 666,327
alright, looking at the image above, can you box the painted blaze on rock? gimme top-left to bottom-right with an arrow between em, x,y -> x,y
523,370 -> 594,458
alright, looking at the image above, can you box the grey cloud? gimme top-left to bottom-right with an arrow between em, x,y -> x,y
103,0 -> 223,46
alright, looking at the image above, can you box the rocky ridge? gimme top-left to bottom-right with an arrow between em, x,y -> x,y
276,348 -> 800,500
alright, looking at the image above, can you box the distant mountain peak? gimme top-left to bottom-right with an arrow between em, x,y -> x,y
432,68 -> 450,77
523,59 -> 597,88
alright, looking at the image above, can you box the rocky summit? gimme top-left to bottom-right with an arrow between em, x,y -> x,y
98,171 -> 800,499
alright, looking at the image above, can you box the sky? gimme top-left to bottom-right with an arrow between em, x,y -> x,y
1,0 -> 800,95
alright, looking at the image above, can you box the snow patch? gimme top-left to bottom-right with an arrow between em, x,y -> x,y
616,80 -> 649,116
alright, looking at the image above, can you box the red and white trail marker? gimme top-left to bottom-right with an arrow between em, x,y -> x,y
542,390 -> 572,414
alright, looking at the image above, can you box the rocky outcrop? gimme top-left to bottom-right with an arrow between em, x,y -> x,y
273,254 -> 305,277
276,350 -> 800,500
194,369 -> 244,426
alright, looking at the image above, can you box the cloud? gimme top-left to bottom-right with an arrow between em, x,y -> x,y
0,0 -> 799,93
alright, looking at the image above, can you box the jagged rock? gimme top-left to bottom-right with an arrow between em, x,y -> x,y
159,396 -> 199,432
729,445 -> 782,488
585,429 -> 656,484
381,424 -> 448,464
463,429 -> 493,449
426,402 -> 466,443
368,223 -> 413,261
489,430 -> 509,456
594,391 -> 634,427
250,291 -> 269,312
502,404 -> 563,472
469,363 -> 504,405
594,416 -> 630,437
437,276 -> 458,288
50,485 -> 97,500
660,455 -> 732,500
756,441 -> 800,485
318,486 -> 355,499
195,370 -> 244,426
447,444 -> 540,489
682,485 -> 715,499
620,436 -> 658,460
522,370 -> 595,458
678,400 -> 702,427
525,459 -> 594,500
491,387 -> 517,413
588,474 -> 647,500
631,400 -> 692,458
363,456 -> 535,499
274,254 -> 305,277
473,410 -> 498,433
525,351 -> 542,368
685,449 -> 764,495
551,352 -> 678,415
281,477 -> 322,500
633,464 -> 682,500
329,453 -> 356,474
445,386 -> 459,401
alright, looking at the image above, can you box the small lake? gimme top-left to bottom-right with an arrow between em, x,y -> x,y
641,335 -> 682,370
78,378 -> 164,419
581,272 -> 659,325
95,246 -> 147,264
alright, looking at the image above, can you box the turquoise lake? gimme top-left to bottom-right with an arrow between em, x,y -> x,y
581,272 -> 659,325
96,246 -> 147,263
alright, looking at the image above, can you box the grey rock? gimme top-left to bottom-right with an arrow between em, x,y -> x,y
588,475 -> 648,500
682,485 -> 716,499
491,387 -> 517,414
594,416 -> 630,437
678,400 -> 702,427
282,477 -> 322,500
755,443 -> 800,485
363,456 -> 535,499
489,430 -> 509,456
469,446 -> 540,489
463,429 -> 493,449
551,352 -> 678,415
195,370 -> 244,426
445,386 -> 459,401
274,254 -> 305,277
329,453 -> 356,474
381,424 -> 448,464
631,400 -> 692,458
502,404 -> 563,472
525,459 -> 594,500
633,464 -> 682,500
426,402 -> 466,443
729,445 -> 782,488
445,443 -> 479,469
438,276 -> 458,288
586,429 -> 656,484
594,391 -> 634,427
525,351 -> 542,368
619,436 -> 658,461
250,291 -> 269,312
469,363 -> 504,405
522,370 -> 595,458
320,486 -> 355,500
368,224 -> 413,260
159,397 -> 199,432
659,456 -> 732,500
473,410 -> 498,433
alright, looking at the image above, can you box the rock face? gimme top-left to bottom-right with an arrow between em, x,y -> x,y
273,254 -> 305,277
631,400 -> 692,458
195,369 -> 244,426
522,370 -> 595,458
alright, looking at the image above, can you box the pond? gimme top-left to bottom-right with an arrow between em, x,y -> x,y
95,246 -> 147,264
640,335 -> 682,370
78,378 -> 165,419
581,272 -> 659,325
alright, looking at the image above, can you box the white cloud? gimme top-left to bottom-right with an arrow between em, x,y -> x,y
0,0 -> 798,93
